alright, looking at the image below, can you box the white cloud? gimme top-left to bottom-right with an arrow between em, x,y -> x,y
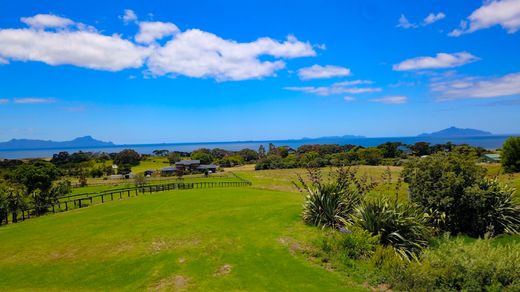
0,13 -> 316,81
0,56 -> 8,64
334,80 -> 372,86
397,14 -> 417,29
297,64 -> 351,80
393,52 -> 479,71
13,97 -> 56,104
449,0 -> 520,36
343,96 -> 356,102
135,21 -> 179,44
147,31 -> 315,81
285,80 -> 381,96
423,12 -> 446,25
0,98 -> 9,104
122,9 -> 138,24
370,95 -> 407,104
431,72 -> 520,100
0,28 -> 150,71
20,14 -> 73,29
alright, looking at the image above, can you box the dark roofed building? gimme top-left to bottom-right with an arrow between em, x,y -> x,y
160,166 -> 177,175
175,160 -> 200,171
196,164 -> 217,173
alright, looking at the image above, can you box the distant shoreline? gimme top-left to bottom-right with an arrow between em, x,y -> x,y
0,134 -> 516,160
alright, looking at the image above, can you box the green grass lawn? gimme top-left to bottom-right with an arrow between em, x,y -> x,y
0,187 -> 363,291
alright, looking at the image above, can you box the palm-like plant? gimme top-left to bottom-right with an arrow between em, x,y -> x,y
295,166 -> 376,228
351,198 -> 432,260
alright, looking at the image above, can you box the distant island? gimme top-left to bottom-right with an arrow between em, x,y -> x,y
418,127 -> 493,138
0,136 -> 114,150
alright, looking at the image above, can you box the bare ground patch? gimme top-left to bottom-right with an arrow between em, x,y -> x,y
214,264 -> 232,276
150,275 -> 191,291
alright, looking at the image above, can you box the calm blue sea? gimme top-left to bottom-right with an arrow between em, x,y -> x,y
0,135 -> 515,159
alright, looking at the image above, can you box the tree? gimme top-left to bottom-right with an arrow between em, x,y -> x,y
357,148 -> 383,165
134,173 -> 147,187
402,153 -> 488,235
258,145 -> 266,158
410,142 -> 431,156
191,149 -> 213,164
114,149 -> 141,167
377,142 -> 403,158
237,148 -> 258,162
167,152 -> 182,164
152,150 -> 170,156
502,136 -> 520,173
13,161 -> 61,194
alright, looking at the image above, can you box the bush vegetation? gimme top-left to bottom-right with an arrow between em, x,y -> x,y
502,136 -> 520,173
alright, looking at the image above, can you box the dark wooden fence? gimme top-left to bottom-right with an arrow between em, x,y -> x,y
0,178 -> 251,226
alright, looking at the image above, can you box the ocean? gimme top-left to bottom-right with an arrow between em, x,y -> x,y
0,135 -> 514,159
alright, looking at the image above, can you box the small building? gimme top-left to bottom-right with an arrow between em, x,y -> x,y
160,166 -> 177,176
196,164 -> 218,173
109,174 -> 123,180
144,169 -> 155,177
481,153 -> 501,163
175,160 -> 201,171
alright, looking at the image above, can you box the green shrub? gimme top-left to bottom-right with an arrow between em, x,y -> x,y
403,153 -> 520,237
502,136 -> 520,173
296,166 -> 376,228
464,179 -> 520,236
350,198 -> 432,260
385,237 -> 520,291
318,227 -> 380,266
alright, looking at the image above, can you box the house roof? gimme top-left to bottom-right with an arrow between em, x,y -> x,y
483,154 -> 500,159
196,164 -> 217,169
161,167 -> 176,171
175,160 -> 200,165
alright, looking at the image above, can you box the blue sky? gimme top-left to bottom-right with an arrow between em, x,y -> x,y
0,0 -> 519,144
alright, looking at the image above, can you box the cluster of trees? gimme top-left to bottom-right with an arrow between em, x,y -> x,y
172,148 -> 259,167
255,142 -> 491,170
49,149 -> 142,179
0,160 -> 71,224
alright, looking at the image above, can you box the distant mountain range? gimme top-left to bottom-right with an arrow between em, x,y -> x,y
418,127 -> 493,138
0,136 -> 114,150
0,127 -> 496,151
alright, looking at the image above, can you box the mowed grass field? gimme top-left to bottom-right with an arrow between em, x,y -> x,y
0,187 -> 362,291
1,163 -> 518,291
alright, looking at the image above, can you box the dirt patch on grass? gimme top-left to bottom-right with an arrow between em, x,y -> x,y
278,237 -> 304,255
214,264 -> 232,276
148,238 -> 200,254
150,275 -> 190,291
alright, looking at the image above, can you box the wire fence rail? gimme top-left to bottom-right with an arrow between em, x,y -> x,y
0,176 -> 252,226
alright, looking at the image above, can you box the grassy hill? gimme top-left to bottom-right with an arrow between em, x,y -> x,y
0,186 -> 363,291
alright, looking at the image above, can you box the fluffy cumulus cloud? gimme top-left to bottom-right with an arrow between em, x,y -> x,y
423,12 -> 446,25
135,21 -> 179,44
370,95 -> 408,104
393,52 -> 479,71
431,72 -> 520,100
20,14 -> 74,29
122,9 -> 138,24
297,64 -> 351,80
147,31 -> 315,81
285,80 -> 381,96
397,12 -> 446,29
449,0 -> 520,36
0,12 -> 316,81
397,14 -> 417,29
0,14 -> 150,71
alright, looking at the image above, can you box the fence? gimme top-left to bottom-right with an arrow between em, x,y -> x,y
0,177 -> 251,226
